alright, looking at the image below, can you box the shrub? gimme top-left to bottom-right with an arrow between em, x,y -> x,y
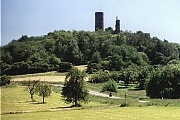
102,79 -> 118,92
0,75 -> 11,86
86,63 -> 101,74
146,64 -> 180,99
89,71 -> 110,83
58,62 -> 73,72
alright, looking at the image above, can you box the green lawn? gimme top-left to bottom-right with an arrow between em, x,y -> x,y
1,86 -> 104,114
1,86 -> 66,113
1,83 -> 180,120
2,107 -> 180,120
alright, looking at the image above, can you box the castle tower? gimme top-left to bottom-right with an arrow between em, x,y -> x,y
115,17 -> 120,34
95,12 -> 104,31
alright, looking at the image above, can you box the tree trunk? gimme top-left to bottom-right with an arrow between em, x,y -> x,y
42,96 -> 45,103
31,94 -> 35,102
74,95 -> 77,107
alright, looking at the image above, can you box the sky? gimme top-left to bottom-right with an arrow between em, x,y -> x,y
1,0 -> 180,46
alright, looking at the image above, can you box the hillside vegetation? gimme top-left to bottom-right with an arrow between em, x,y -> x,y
1,30 -> 179,75
1,30 -> 180,99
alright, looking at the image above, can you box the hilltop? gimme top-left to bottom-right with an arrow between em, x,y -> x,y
1,30 -> 179,75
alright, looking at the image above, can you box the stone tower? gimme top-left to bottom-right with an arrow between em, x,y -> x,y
95,12 -> 104,31
115,17 -> 120,34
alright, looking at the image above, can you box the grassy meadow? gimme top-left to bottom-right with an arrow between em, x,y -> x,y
1,65 -> 180,120
2,106 -> 180,120
1,84 -> 180,120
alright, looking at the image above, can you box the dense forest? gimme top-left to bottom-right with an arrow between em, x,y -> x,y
1,30 -> 180,98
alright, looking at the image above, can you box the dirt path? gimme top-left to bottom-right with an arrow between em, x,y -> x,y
51,84 -> 121,99
88,90 -> 120,99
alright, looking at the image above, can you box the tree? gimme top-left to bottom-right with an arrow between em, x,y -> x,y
36,82 -> 51,103
91,51 -> 102,63
102,79 -> 118,92
105,27 -> 114,33
21,80 -> 40,102
109,54 -> 123,71
146,64 -> 180,98
61,68 -> 89,106
58,62 -> 73,72
0,75 -> 11,86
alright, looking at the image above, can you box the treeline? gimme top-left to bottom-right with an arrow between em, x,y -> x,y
89,61 -> 180,98
1,29 -> 180,98
1,30 -> 179,75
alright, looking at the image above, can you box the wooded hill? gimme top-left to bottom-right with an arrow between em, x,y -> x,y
1,30 -> 180,75
1,30 -> 180,98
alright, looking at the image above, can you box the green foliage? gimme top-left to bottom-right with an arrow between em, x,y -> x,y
102,79 -> 118,92
61,68 -> 89,106
107,54 -> 123,71
91,51 -> 102,63
105,27 -> 114,33
2,61 -> 50,75
89,71 -> 110,83
0,75 -> 11,86
146,63 -> 180,98
1,30 -> 179,76
86,63 -> 102,74
36,82 -> 52,103
58,62 -> 73,72
55,38 -> 81,64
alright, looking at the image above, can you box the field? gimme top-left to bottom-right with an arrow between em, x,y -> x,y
2,105 -> 180,120
1,85 -> 180,120
11,65 -> 88,82
1,65 -> 180,120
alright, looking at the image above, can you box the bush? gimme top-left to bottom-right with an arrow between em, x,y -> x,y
86,63 -> 101,74
0,75 -> 11,86
2,61 -> 50,75
146,64 -> 180,99
89,71 -> 110,83
58,62 -> 73,72
102,79 -> 118,92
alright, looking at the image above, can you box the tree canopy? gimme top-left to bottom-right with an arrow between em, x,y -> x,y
1,30 -> 179,75
61,68 -> 89,106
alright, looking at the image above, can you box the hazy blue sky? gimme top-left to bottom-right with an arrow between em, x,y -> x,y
1,0 -> 180,45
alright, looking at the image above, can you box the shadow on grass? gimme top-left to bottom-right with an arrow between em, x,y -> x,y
29,101 -> 47,104
118,86 -> 128,89
50,104 -> 82,110
50,106 -> 73,109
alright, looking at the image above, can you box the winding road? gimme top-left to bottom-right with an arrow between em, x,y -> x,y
51,84 -> 121,99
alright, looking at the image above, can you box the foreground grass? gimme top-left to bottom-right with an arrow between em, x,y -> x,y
2,107 -> 180,120
1,86 -> 104,114
1,86 -> 67,113
1,81 -> 180,120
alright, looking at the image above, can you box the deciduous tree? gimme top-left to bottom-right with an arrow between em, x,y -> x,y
36,82 -> 51,103
21,80 -> 40,102
61,68 -> 88,106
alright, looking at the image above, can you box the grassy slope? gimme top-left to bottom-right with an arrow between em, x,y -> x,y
1,86 -> 180,120
2,66 -> 180,120
1,86 -> 66,113
1,86 -> 103,113
2,107 -> 180,120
